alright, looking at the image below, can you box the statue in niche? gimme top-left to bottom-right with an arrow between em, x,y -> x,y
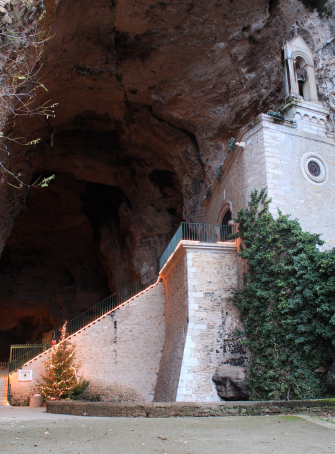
282,32 -> 319,103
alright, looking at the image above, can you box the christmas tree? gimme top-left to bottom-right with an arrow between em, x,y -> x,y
39,322 -> 88,400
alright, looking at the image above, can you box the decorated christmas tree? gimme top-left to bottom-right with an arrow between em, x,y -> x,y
39,322 -> 88,400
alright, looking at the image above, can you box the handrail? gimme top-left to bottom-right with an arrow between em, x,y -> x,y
159,222 -> 235,271
0,362 -> 8,379
9,269 -> 158,372
9,222 -> 236,373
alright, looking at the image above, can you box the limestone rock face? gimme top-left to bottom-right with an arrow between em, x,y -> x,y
212,365 -> 250,401
1,0 -> 335,358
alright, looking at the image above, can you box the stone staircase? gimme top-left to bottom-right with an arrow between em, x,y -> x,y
0,363 -> 10,406
0,377 -> 9,406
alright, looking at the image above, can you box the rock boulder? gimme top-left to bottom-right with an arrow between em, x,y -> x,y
212,365 -> 250,401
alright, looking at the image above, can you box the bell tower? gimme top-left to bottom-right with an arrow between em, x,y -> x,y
280,33 -> 328,123
282,34 -> 318,102
205,31 -> 335,250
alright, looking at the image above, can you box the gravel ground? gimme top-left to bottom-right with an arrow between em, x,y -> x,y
1,407 -> 335,454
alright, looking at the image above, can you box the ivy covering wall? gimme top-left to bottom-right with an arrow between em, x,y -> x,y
233,189 -> 335,400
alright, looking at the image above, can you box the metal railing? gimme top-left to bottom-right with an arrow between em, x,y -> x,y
159,222 -> 235,271
9,346 -> 46,373
9,222 -> 236,373
9,269 -> 158,373
0,362 -> 9,378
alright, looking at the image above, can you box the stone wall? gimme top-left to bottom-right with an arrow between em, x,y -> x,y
47,399 -> 335,418
154,250 -> 188,401
205,109 -> 335,250
205,118 -> 267,225
9,281 -> 166,405
9,241 -> 247,405
175,242 -> 247,402
263,114 -> 335,250
155,241 -> 247,403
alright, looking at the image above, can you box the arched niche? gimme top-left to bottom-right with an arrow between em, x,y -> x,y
295,56 -> 309,99
282,35 -> 318,102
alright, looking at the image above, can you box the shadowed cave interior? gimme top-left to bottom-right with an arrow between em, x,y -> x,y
0,123 -> 189,360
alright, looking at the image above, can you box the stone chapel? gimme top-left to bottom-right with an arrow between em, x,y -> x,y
6,35 -> 335,405
206,34 -> 335,251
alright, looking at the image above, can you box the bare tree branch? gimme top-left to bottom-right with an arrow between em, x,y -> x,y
0,0 -> 57,189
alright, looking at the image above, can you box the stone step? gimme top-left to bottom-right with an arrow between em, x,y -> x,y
0,377 -> 9,405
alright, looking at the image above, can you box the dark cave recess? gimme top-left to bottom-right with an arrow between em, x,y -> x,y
0,156 -> 184,358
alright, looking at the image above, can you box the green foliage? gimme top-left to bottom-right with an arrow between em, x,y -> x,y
233,189 -> 335,400
70,379 -> 90,400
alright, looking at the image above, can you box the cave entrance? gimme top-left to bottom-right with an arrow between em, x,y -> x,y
0,154 -> 184,359
0,101 -> 200,360
0,172 -> 112,360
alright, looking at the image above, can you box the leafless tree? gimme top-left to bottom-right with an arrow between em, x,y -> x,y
0,0 -> 57,188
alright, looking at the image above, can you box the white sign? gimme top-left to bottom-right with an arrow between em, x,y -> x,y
18,370 -> 32,381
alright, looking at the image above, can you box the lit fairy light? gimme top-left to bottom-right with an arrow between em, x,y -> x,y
17,278 -> 161,372
39,322 -> 84,400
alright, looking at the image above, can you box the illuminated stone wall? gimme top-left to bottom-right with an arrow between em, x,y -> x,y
175,243 -> 245,402
9,281 -> 166,404
155,242 -> 246,402
10,243 -> 247,404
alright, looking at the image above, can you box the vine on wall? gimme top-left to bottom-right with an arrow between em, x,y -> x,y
233,189 -> 335,400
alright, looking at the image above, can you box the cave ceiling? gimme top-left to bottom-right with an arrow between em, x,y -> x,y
0,0 -> 334,357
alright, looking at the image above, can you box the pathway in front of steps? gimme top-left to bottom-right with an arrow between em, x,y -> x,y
0,406 -> 335,453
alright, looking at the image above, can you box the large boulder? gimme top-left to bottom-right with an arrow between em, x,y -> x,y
212,365 -> 250,401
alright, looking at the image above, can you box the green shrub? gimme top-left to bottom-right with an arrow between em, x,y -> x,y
233,189 -> 335,400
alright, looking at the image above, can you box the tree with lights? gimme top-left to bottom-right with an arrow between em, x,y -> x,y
39,322 -> 88,400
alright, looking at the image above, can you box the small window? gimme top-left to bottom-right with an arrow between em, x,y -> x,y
301,153 -> 328,185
